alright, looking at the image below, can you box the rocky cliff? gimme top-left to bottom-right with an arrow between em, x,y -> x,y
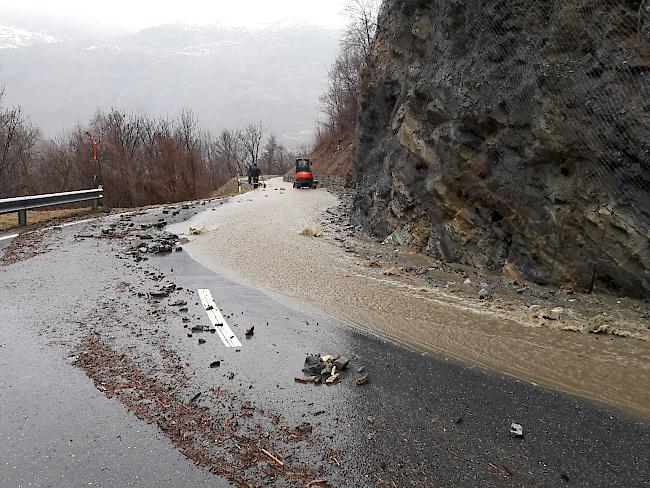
352,0 -> 650,296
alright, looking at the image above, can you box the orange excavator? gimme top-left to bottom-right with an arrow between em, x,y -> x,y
293,158 -> 318,189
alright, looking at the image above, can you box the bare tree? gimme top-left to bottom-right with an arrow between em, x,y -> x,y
343,0 -> 381,63
238,122 -> 264,168
216,129 -> 244,177
317,0 -> 381,139
0,95 -> 39,196
261,134 -> 279,174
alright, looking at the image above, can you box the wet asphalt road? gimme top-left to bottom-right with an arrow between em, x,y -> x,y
0,201 -> 649,487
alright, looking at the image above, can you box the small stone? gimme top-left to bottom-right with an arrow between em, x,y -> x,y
294,375 -> 318,383
209,361 -> 221,368
356,374 -> 369,386
326,373 -> 340,384
333,356 -> 350,371
245,326 -> 254,337
303,355 -> 325,375
198,338 -> 206,345
509,422 -> 523,437
479,288 -> 489,300
295,422 -> 313,434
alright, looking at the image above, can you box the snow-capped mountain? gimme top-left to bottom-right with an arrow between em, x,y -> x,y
0,23 -> 339,143
0,24 -> 57,49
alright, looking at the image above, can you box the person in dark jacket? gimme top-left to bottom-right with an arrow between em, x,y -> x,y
250,164 -> 261,185
247,165 -> 252,184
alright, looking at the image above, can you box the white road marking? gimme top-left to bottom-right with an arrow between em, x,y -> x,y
0,233 -> 19,242
197,289 -> 242,348
0,216 -> 100,243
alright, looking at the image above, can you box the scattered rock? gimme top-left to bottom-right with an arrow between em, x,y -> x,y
509,422 -> 524,437
295,422 -> 313,434
209,360 -> 221,368
245,326 -> 254,338
356,374 -> 369,386
303,355 -> 325,375
198,338 -> 206,345
326,374 -> 340,384
295,375 -> 318,383
333,356 -> 349,370
479,288 -> 490,300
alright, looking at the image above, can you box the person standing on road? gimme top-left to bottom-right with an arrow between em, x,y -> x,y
250,164 -> 261,185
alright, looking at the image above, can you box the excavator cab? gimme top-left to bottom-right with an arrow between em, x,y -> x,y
294,158 -> 317,189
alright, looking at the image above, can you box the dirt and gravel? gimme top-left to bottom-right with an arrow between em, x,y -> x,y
1,186 -> 649,487
169,177 -> 650,419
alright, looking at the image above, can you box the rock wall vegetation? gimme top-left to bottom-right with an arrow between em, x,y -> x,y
352,0 -> 650,296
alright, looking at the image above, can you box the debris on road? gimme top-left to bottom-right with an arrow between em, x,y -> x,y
261,448 -> 284,466
295,421 -> 313,434
245,326 -> 254,338
149,290 -> 169,299
210,360 -> 221,368
295,375 -> 318,383
356,374 -> 369,386
509,422 -> 524,437
299,354 -> 352,386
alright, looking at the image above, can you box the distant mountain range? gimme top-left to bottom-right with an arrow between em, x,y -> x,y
0,23 -> 340,144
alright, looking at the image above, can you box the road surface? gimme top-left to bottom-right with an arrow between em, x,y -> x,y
0,181 -> 648,487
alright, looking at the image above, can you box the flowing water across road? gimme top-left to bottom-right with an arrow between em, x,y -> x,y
169,178 -> 650,419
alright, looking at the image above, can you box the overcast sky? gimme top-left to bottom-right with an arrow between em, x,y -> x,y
0,0 -> 351,31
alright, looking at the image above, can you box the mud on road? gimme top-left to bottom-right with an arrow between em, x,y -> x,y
1,188 -> 649,487
170,177 -> 650,420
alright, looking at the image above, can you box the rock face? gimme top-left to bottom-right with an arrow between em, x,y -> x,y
352,0 -> 650,296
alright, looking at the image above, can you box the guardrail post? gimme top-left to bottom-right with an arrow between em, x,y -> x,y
18,209 -> 27,226
92,198 -> 98,210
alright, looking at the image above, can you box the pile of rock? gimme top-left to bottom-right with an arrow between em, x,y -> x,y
295,354 -> 368,385
128,231 -> 182,261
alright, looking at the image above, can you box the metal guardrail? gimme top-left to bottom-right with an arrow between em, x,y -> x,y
0,187 -> 103,226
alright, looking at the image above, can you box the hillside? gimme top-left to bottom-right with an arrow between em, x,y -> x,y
308,130 -> 354,177
351,0 -> 650,296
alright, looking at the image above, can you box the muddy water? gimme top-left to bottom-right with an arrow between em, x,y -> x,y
169,178 -> 650,419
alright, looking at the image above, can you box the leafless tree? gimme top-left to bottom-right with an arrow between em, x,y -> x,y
0,95 -> 39,197
216,129 -> 244,177
238,122 -> 264,168
317,0 -> 382,139
343,0 -> 381,63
